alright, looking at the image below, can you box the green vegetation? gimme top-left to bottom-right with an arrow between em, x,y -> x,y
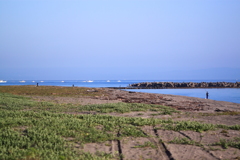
170,137 -> 240,150
0,93 -> 55,111
159,120 -> 216,132
0,85 -> 105,97
214,137 -> 240,149
216,124 -> 240,130
157,120 -> 240,132
1,88 -> 240,159
0,92 -> 180,114
0,92 -> 177,159
80,103 -> 180,114
133,141 -> 157,149
199,111 -> 240,116
169,137 -> 202,146
0,110 -> 150,159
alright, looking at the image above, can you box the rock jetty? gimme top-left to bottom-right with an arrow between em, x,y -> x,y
129,82 -> 240,89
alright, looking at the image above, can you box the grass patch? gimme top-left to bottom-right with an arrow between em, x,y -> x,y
169,137 -> 240,149
216,124 -> 240,130
0,85 -> 104,97
158,120 -> 216,132
1,90 -> 240,159
133,141 -> 157,149
157,120 -> 240,132
169,137 -> 202,146
199,111 -> 240,116
0,92 -> 180,115
0,109 -> 173,159
0,93 -> 55,111
78,103 -> 180,114
213,137 -> 240,149
0,110 -> 145,159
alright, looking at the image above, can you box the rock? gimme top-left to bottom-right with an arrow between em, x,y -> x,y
129,82 -> 240,89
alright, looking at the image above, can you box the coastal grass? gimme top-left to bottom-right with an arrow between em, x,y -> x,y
213,137 -> 240,149
169,137 -> 202,147
78,103 -> 180,114
0,92 -> 180,115
169,137 -> 240,150
155,120 -> 240,132
198,111 -> 240,116
0,110 -> 123,159
133,141 -> 157,149
0,93 -> 177,159
0,110 -> 170,159
1,91 -> 240,159
0,85 -> 105,97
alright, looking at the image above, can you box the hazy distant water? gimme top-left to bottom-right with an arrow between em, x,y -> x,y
1,80 -> 239,104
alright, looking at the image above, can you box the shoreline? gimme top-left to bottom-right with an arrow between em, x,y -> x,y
100,88 -> 240,112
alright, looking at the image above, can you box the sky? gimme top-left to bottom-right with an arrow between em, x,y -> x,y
1,0 -> 240,80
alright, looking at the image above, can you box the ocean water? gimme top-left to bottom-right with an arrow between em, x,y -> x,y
125,88 -> 240,104
0,80 -> 239,104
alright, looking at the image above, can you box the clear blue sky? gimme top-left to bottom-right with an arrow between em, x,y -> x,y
1,0 -> 240,80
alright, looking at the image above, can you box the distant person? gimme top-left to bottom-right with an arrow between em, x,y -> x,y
36,83 -> 38,87
206,91 -> 209,99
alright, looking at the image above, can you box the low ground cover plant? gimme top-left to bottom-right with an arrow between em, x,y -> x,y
0,109 -> 179,159
0,85 -> 104,97
1,91 -> 239,159
169,137 -> 202,146
133,141 -> 157,149
0,92 -> 180,115
156,120 -> 240,132
199,111 -> 240,116
214,137 -> 240,149
77,102 -> 180,114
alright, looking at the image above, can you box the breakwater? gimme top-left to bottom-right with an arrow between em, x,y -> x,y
127,82 -> 240,89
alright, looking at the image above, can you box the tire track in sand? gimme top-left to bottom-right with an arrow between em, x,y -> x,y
153,126 -> 174,160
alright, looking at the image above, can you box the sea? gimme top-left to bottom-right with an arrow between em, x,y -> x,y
0,79 -> 239,104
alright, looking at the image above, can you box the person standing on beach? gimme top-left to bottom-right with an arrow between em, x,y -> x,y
206,91 -> 209,99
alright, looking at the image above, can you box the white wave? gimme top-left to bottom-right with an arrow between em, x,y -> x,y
0,80 -> 7,83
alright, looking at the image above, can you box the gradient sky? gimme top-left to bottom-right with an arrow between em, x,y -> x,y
1,0 -> 240,80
